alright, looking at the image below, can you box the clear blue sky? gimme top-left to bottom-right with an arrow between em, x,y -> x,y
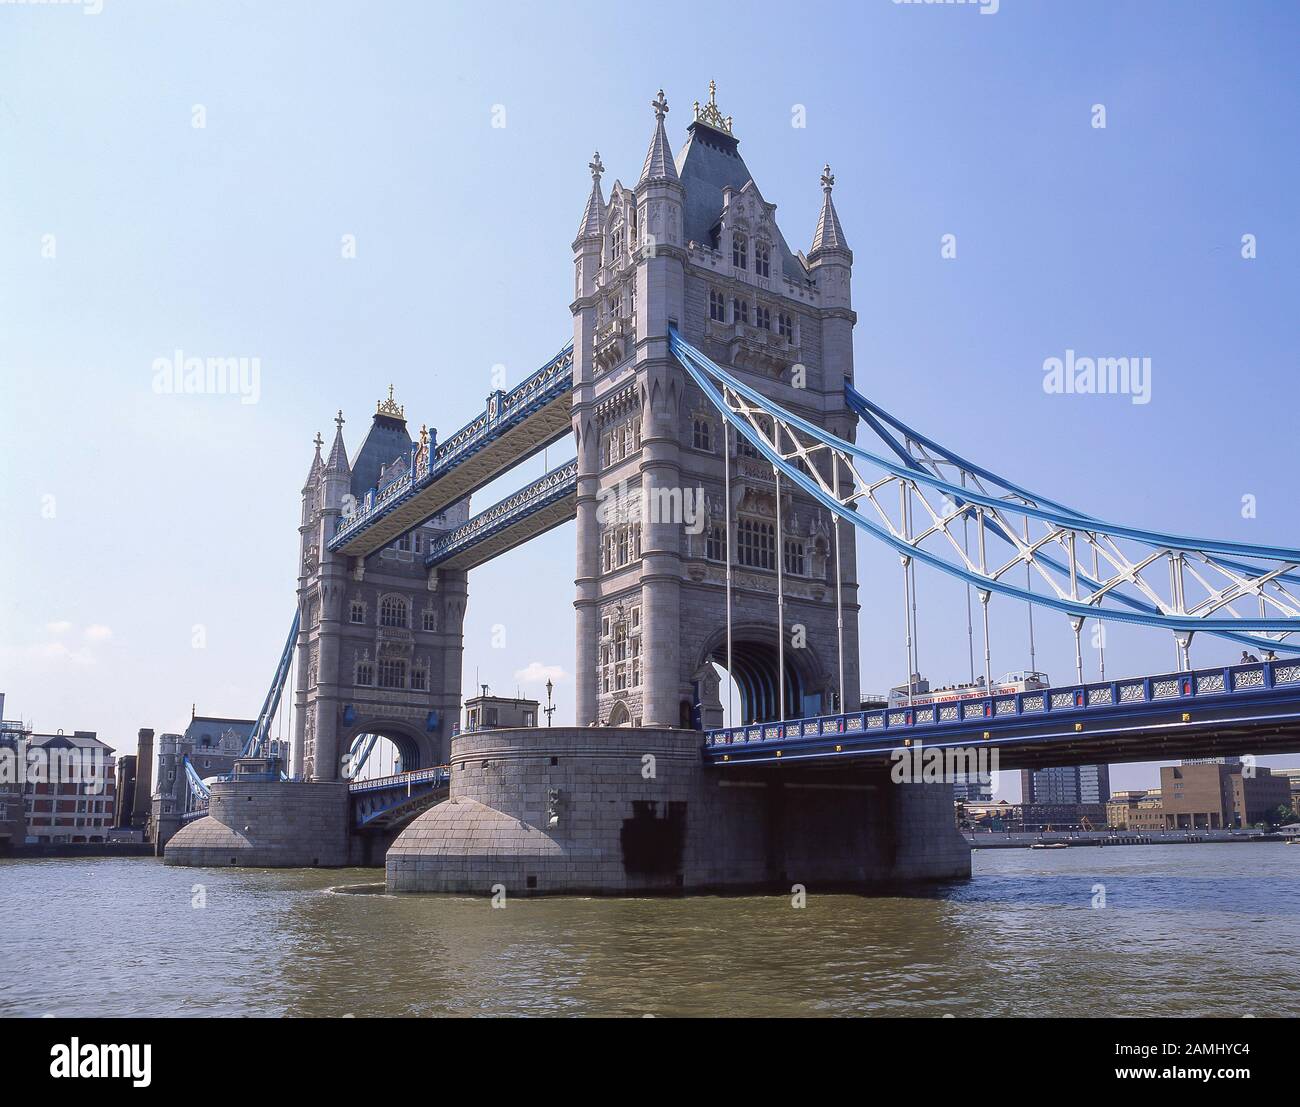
2,1 -> 1297,799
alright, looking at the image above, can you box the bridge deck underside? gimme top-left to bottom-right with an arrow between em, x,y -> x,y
351,783 -> 449,831
707,688 -> 1300,772
429,494 -> 577,572
331,395 -> 572,558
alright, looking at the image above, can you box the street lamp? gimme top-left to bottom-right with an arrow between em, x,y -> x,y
544,678 -> 556,727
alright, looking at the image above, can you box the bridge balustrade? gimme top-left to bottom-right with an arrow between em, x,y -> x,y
329,345 -> 574,550
704,658 -> 1299,757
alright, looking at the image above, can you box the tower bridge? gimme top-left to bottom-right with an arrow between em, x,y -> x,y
164,85 -> 1300,892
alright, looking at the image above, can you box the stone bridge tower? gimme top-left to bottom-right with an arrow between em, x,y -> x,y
571,85 -> 861,730
293,394 -> 470,780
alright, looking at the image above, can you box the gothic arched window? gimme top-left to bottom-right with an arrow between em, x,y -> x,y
709,289 -> 726,322
380,596 -> 408,628
732,234 -> 748,270
755,240 -> 771,278
737,519 -> 776,571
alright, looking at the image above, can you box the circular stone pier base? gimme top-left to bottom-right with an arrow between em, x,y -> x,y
386,727 -> 971,895
164,780 -> 350,868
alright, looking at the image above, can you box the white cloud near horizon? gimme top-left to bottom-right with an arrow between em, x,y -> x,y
514,661 -> 566,685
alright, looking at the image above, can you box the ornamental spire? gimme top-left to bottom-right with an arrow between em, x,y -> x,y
377,384 -> 405,420
576,150 -> 607,239
304,430 -> 324,486
810,163 -> 848,255
325,411 -> 349,473
692,79 -> 733,136
639,89 -> 679,184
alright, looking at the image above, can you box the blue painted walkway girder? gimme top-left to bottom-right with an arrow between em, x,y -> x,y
329,343 -> 574,558
424,459 -> 577,572
705,658 -> 1300,771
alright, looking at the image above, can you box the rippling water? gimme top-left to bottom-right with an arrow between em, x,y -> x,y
1,845 -> 1296,1017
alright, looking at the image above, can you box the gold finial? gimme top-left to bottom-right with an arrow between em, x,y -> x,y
377,384 -> 405,420
692,79 -> 733,136
821,164 -> 835,193
420,423 -> 430,449
651,89 -> 669,120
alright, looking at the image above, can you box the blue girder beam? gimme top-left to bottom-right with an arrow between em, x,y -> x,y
329,343 -> 574,558
424,458 -> 577,571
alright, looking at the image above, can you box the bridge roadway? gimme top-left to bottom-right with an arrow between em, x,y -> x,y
704,656 -> 1300,771
349,765 -> 450,831
329,343 -> 574,558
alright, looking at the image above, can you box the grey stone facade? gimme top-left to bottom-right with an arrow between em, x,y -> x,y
294,401 -> 470,782
572,86 -> 860,730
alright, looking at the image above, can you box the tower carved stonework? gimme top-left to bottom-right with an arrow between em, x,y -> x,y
293,400 -> 469,780
571,86 -> 861,729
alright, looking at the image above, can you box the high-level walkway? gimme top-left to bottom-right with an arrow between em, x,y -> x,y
329,343 -> 574,558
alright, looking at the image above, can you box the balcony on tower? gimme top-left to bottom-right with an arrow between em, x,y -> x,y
593,313 -> 634,373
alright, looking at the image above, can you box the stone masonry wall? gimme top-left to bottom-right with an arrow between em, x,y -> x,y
163,780 -> 350,868
387,726 -> 970,895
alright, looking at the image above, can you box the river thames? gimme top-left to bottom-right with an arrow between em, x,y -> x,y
1,845 -> 1296,1018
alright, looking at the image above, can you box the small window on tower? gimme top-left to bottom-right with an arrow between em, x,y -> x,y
778,312 -> 794,339
706,525 -> 725,562
755,241 -> 771,278
733,299 -> 749,325
732,234 -> 747,270
350,601 -> 365,624
755,305 -> 771,331
709,289 -> 726,322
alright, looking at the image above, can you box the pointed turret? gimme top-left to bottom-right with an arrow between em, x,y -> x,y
639,90 -> 679,184
576,152 -> 606,241
806,165 -> 856,387
303,430 -> 324,490
325,410 -> 350,473
809,164 -> 850,258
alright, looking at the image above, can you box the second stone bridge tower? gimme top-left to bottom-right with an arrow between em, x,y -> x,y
571,84 -> 861,730
293,397 -> 469,781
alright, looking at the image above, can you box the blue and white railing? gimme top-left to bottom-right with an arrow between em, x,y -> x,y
329,342 -> 574,551
704,657 -> 1300,754
424,458 -> 578,567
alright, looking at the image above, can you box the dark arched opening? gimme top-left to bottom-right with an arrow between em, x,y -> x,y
339,718 -> 436,780
707,638 -> 810,725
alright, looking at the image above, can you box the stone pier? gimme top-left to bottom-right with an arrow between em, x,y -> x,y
386,727 -> 970,895
163,779 -> 350,868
